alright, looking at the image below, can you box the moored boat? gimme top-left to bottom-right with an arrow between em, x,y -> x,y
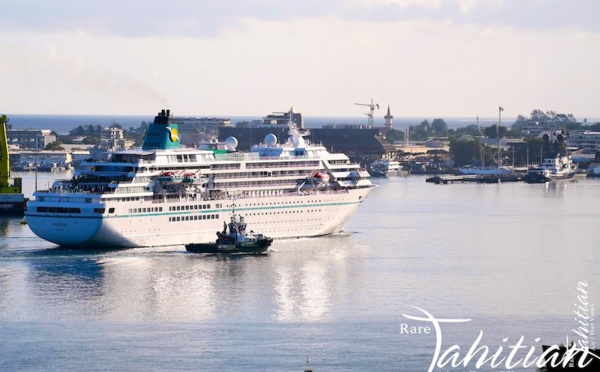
524,131 -> 576,183
369,160 -> 401,177
523,156 -> 576,183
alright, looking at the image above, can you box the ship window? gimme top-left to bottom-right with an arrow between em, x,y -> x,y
94,208 -> 105,214
108,208 -> 115,213
177,217 -> 181,221
37,207 -> 49,212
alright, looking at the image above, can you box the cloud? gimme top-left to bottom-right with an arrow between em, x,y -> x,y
0,0 -> 598,38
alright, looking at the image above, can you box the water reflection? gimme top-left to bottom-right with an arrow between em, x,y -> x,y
542,179 -> 575,196
0,217 -> 9,237
272,237 -> 364,322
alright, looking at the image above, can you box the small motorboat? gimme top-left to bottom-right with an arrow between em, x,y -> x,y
185,214 -> 273,254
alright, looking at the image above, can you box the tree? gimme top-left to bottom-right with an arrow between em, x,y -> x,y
431,118 -> 448,136
484,125 -> 508,139
512,109 -> 578,131
451,124 -> 482,139
449,139 -> 484,166
82,136 -> 99,144
408,120 -> 431,140
508,138 -> 544,166
44,140 -> 65,151
385,129 -> 404,143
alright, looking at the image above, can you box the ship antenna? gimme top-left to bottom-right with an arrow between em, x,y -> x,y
304,355 -> 312,372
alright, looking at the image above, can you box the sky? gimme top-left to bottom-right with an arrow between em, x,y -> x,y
0,0 -> 599,120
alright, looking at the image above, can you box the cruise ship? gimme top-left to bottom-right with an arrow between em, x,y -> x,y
25,110 -> 376,248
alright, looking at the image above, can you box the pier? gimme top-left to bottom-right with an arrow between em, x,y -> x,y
426,174 -> 522,184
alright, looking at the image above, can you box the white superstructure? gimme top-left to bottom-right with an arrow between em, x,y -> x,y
25,110 -> 376,248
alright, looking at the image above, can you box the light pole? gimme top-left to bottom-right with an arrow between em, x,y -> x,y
34,137 -> 38,191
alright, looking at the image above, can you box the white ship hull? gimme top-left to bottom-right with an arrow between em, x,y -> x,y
26,188 -> 373,248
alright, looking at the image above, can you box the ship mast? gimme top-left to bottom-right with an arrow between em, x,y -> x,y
497,106 -> 503,167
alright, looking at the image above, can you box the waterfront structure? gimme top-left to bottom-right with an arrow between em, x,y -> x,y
219,126 -> 396,162
566,131 -> 600,153
7,128 -> 56,149
173,116 -> 233,147
261,107 -> 304,128
0,115 -> 26,215
101,126 -> 134,150
15,150 -> 73,171
25,109 -> 375,248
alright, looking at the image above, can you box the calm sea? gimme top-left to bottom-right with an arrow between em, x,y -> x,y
1,173 -> 599,371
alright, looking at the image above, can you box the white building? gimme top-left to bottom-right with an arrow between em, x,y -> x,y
567,131 -> 600,153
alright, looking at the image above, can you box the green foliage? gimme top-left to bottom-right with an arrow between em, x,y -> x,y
512,109 -> 577,130
82,136 -> 99,144
431,118 -> 448,136
508,138 -> 544,166
57,135 -> 75,144
44,140 -> 65,151
449,139 -> 484,166
385,129 -> 404,143
450,124 -> 482,138
483,125 -> 509,139
69,124 -> 102,136
408,120 -> 430,140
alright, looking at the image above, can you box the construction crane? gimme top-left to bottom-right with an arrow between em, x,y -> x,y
354,99 -> 379,127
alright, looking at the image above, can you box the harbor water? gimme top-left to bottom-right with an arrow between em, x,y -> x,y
1,172 -> 599,371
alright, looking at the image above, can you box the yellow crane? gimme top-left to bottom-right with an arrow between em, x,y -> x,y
0,114 -> 25,216
354,98 -> 379,127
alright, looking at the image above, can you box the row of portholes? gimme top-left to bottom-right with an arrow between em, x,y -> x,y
169,214 -> 219,222
246,200 -> 323,206
244,209 -> 322,216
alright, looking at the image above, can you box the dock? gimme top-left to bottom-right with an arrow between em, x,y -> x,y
426,174 -> 522,184
426,175 -> 478,184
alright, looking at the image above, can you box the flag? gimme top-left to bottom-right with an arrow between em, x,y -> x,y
499,106 -> 504,111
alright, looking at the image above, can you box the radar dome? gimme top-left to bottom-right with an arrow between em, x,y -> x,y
264,133 -> 278,147
225,136 -> 238,151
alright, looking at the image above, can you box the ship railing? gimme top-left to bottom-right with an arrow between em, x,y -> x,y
147,187 -> 351,203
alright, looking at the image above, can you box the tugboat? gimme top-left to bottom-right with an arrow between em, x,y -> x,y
185,214 -> 273,254
0,114 -> 26,216
541,343 -> 600,371
523,130 -> 576,183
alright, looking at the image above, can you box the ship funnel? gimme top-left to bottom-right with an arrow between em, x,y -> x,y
141,109 -> 181,150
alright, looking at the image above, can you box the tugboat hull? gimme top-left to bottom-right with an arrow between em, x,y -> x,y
185,238 -> 272,254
